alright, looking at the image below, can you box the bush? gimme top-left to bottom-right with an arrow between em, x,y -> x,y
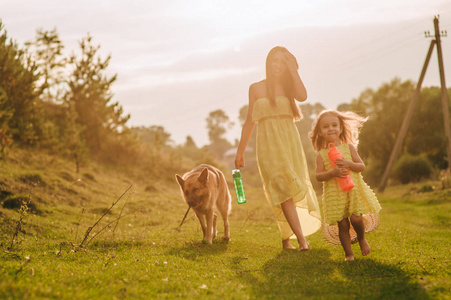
0,190 -> 13,201
2,194 -> 38,213
393,154 -> 433,184
418,184 -> 434,193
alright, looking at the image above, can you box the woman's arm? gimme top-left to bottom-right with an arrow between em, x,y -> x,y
284,52 -> 307,102
235,85 -> 257,169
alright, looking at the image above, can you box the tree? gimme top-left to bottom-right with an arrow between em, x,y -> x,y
25,28 -> 67,103
184,135 -> 197,148
67,34 -> 130,155
174,135 -> 212,167
0,87 -> 13,155
349,78 -> 451,184
207,109 -> 233,143
405,86 -> 451,169
22,28 -> 77,153
337,103 -> 351,112
350,79 -> 414,184
132,125 -> 172,150
0,21 -> 40,145
206,109 -> 233,159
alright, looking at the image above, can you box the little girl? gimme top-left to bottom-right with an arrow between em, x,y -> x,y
310,109 -> 381,261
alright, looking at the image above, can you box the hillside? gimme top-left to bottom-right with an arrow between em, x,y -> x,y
0,148 -> 450,299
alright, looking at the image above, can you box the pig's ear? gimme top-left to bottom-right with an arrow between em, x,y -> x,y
198,168 -> 209,185
175,174 -> 184,188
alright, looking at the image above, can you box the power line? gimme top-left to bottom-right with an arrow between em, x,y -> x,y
379,15 -> 451,192
321,16 -> 448,76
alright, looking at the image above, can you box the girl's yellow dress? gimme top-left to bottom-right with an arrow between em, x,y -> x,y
319,143 -> 382,245
252,96 -> 321,240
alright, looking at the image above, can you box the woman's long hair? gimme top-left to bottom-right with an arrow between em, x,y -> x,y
309,109 -> 368,152
265,46 -> 302,121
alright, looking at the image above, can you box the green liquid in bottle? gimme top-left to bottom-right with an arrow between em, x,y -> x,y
232,169 -> 246,204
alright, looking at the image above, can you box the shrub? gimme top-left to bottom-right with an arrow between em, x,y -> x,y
418,184 -> 434,193
393,154 -> 433,184
2,194 -> 38,212
0,190 -> 13,201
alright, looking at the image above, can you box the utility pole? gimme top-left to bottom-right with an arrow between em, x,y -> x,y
378,16 -> 449,193
434,16 -> 451,175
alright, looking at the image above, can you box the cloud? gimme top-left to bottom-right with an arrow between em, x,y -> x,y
115,13 -> 451,147
2,0 -> 450,147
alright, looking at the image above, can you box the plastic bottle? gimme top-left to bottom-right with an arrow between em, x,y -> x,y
232,169 -> 246,204
328,143 -> 354,191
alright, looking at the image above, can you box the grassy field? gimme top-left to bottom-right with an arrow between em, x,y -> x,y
0,149 -> 450,299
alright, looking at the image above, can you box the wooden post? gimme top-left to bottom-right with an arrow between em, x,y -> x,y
378,40 -> 436,192
434,16 -> 451,171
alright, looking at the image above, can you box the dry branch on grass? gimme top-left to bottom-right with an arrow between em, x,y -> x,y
112,191 -> 134,239
79,185 -> 134,247
86,208 -> 141,245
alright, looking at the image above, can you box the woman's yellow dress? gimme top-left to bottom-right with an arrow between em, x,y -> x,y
252,96 -> 321,240
319,143 -> 382,245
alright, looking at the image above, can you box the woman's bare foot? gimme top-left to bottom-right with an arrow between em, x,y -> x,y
282,239 -> 296,249
358,237 -> 371,256
345,255 -> 355,261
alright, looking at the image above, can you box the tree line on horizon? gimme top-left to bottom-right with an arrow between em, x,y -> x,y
0,22 -> 216,177
1,21 -> 449,185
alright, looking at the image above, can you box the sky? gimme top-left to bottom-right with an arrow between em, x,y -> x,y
2,0 -> 451,147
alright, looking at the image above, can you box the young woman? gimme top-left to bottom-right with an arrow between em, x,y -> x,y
235,46 -> 321,250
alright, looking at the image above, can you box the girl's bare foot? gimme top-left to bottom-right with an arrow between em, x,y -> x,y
282,239 -> 296,249
298,243 -> 309,251
298,237 -> 309,251
345,255 -> 355,261
358,238 -> 371,256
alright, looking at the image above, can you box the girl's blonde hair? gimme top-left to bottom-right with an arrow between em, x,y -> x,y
265,46 -> 302,121
309,109 -> 368,152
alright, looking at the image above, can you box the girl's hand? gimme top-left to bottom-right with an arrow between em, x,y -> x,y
335,158 -> 351,169
235,154 -> 245,169
333,165 -> 349,178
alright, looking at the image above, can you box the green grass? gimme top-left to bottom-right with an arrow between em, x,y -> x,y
0,149 -> 450,299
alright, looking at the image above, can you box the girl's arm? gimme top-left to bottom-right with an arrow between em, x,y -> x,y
235,85 -> 257,169
285,53 -> 307,102
334,144 -> 365,173
315,153 -> 349,182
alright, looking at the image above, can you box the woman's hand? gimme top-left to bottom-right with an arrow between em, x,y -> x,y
284,52 -> 298,73
283,51 -> 307,101
235,154 -> 245,169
